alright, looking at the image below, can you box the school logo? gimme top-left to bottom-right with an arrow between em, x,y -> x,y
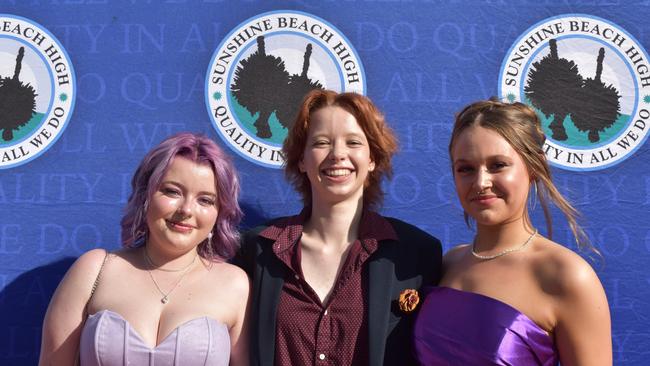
499,14 -> 649,171
206,10 -> 365,168
0,14 -> 75,169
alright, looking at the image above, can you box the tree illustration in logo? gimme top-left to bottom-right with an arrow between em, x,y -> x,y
232,36 -> 323,139
0,47 -> 37,141
571,48 -> 621,142
232,36 -> 290,139
525,39 -> 583,141
275,43 -> 323,130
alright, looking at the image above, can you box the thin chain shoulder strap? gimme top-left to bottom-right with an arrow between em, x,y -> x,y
88,250 -> 110,305
76,250 -> 110,366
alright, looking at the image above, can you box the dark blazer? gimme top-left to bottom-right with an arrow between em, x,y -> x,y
234,215 -> 442,366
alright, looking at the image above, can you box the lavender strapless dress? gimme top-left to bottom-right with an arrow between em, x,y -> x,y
413,287 -> 558,366
80,310 -> 230,366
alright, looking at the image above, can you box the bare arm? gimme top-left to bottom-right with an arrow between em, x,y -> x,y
39,249 -> 107,366
228,267 -> 251,366
554,258 -> 612,366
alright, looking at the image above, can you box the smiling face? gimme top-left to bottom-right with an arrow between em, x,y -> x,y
451,125 -> 531,227
299,105 -> 375,206
146,156 -> 218,255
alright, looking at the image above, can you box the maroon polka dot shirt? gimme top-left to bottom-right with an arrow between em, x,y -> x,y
259,210 -> 397,366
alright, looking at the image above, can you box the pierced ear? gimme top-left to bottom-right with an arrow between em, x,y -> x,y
369,160 -> 376,172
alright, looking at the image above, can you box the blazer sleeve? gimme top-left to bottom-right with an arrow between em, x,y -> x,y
419,229 -> 443,286
232,225 -> 265,277
386,217 -> 443,286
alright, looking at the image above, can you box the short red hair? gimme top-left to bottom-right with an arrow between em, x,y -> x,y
283,90 -> 398,209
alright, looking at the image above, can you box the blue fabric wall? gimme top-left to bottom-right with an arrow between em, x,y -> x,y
1,1 -> 648,364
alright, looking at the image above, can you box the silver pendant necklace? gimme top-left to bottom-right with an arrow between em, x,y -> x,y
143,248 -> 197,304
471,229 -> 538,260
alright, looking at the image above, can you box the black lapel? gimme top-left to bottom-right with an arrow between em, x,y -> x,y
367,242 -> 396,366
256,250 -> 285,366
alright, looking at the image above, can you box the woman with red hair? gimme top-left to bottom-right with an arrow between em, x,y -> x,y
236,89 -> 442,366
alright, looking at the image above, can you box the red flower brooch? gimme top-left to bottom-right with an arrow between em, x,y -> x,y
398,289 -> 420,313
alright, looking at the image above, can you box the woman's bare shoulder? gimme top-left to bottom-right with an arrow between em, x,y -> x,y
203,261 -> 250,296
531,237 -> 602,299
47,248 -> 112,313
68,248 -> 110,281
443,243 -> 470,266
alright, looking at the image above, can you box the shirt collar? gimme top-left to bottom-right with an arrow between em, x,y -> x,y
260,207 -> 398,256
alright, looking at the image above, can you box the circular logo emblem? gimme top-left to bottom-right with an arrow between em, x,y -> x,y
205,10 -> 366,168
499,14 -> 650,171
0,14 -> 76,169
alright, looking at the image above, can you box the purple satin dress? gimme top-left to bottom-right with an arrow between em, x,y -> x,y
80,310 -> 230,366
413,287 -> 558,366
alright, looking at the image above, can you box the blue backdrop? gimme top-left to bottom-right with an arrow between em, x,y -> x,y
1,0 -> 649,364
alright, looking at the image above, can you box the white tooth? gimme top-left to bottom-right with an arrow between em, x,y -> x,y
326,169 -> 350,177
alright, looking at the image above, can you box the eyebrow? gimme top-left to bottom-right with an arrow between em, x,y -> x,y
452,154 -> 513,166
309,132 -> 366,139
308,134 -> 330,140
160,181 -> 217,197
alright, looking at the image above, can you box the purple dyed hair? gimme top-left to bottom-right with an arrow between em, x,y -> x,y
120,132 -> 243,262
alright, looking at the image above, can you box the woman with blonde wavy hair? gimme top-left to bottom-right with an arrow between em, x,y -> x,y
414,99 -> 611,366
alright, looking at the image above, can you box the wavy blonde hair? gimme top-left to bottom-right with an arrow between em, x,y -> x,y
449,99 -> 596,253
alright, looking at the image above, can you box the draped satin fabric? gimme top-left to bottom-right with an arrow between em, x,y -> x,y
413,287 -> 558,366
80,310 -> 230,366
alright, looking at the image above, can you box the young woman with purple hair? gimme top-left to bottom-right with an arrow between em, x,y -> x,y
40,133 -> 249,366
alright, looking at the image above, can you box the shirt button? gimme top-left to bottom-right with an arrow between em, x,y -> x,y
318,353 -> 326,360
294,274 -> 300,280
324,309 -> 328,316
